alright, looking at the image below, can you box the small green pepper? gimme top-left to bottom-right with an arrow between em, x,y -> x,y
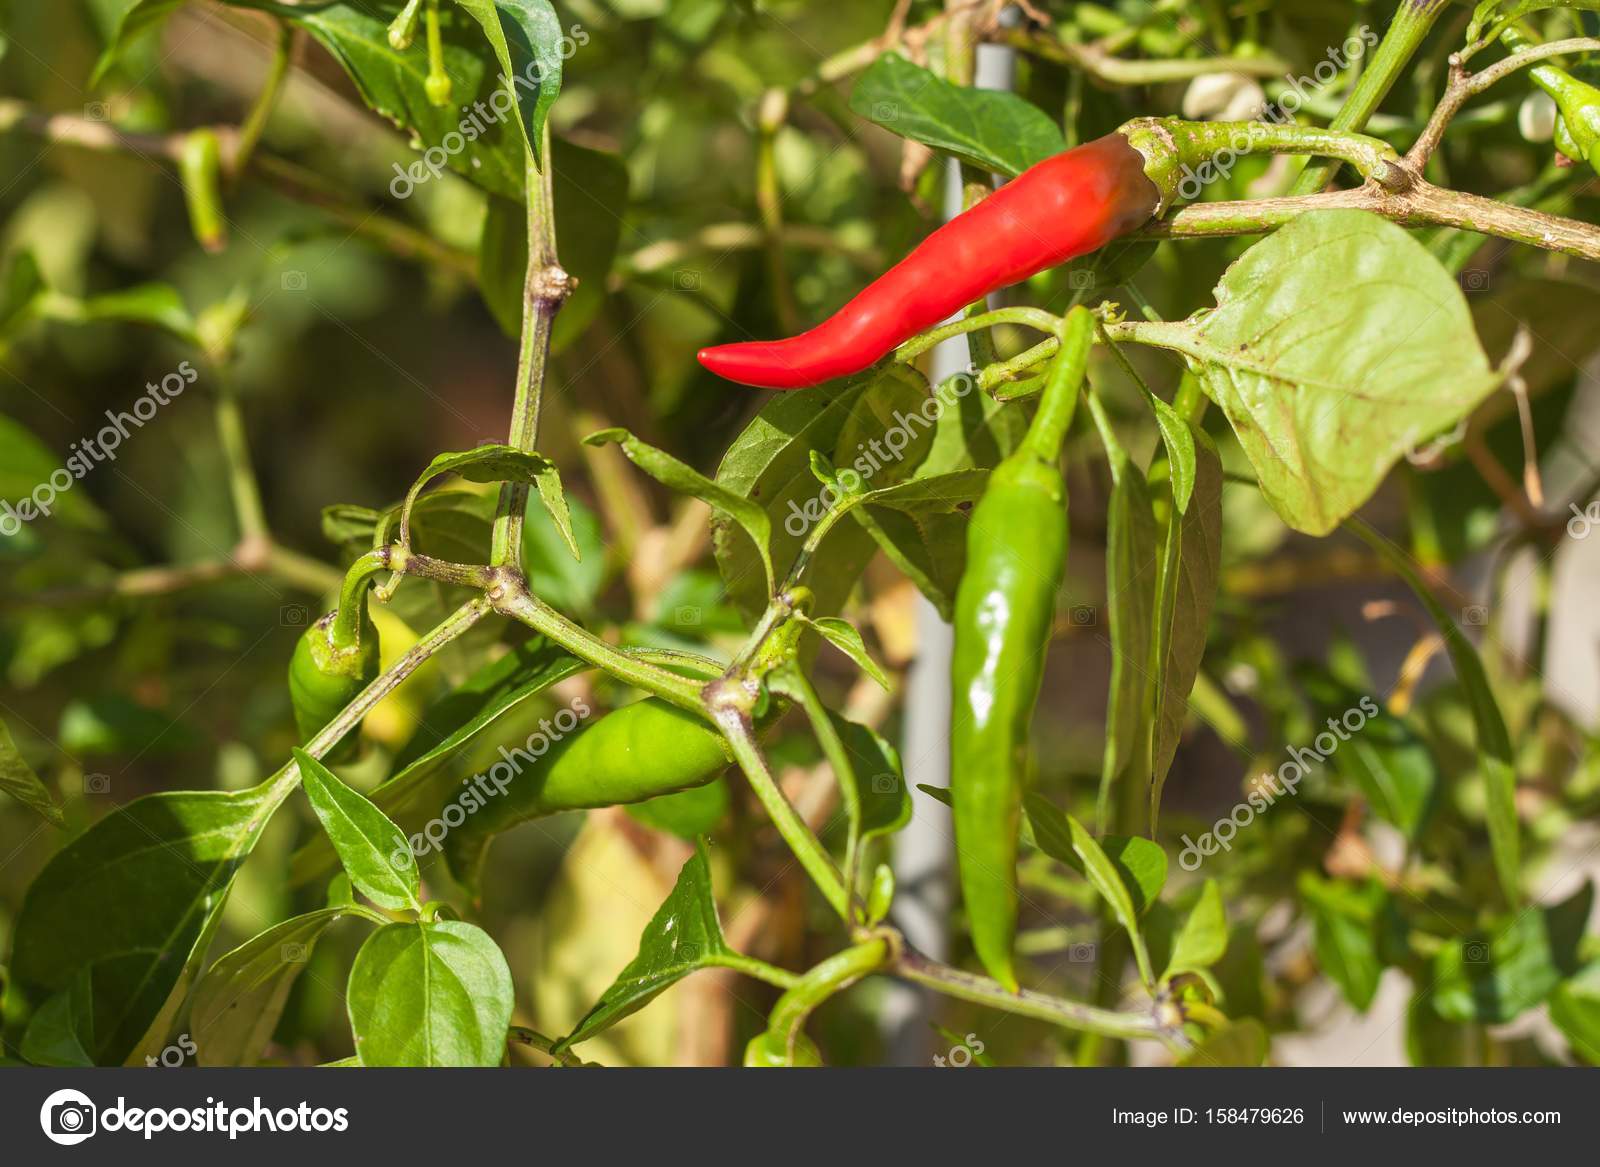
1504,25 -> 1600,171
743,1029 -> 823,1067
950,306 -> 1095,992
443,698 -> 731,891
288,605 -> 380,764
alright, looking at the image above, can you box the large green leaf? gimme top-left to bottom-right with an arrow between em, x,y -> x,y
1298,874 -> 1401,1011
347,920 -> 514,1066
848,52 -> 1065,177
0,716 -> 64,827
189,908 -> 354,1066
9,777 -> 289,1063
280,1 -> 529,200
1349,517 -> 1520,903
556,839 -> 735,1050
1432,882 -> 1591,1024
0,413 -> 107,532
295,749 -> 422,913
849,469 -> 989,621
401,444 -> 574,558
1149,425 -> 1222,829
1131,210 -> 1501,535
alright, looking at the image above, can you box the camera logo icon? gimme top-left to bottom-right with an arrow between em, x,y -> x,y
40,1088 -> 97,1145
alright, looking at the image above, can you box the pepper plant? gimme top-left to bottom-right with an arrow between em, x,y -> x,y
3,0 -> 1600,1068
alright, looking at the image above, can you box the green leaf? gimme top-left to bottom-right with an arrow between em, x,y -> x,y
284,1 -> 528,199
0,249 -> 46,337
588,426 -> 774,594
1328,694 -> 1437,842
89,0 -> 183,87
805,616 -> 890,691
9,778 -> 287,1063
521,489 -> 606,616
1469,1 -> 1600,42
1095,424 -> 1159,832
190,908 -> 353,1066
1132,209 -> 1501,535
1024,796 -> 1154,985
20,972 -> 95,1067
850,468 -> 989,621
401,444 -> 574,558
58,694 -> 202,756
321,502 -> 384,552
1348,518 -> 1520,902
1167,879 -> 1227,977
1149,425 -> 1222,829
453,0 -> 565,166
1298,874 -> 1397,1011
713,365 -> 929,618
835,714 -> 913,845
0,412 -> 108,532
848,52 -> 1065,177
557,839 -> 733,1050
295,749 -> 421,913
1550,962 -> 1600,1065
1148,394 -> 1198,515
0,716 -> 64,827
1178,1019 -> 1268,1067
1102,836 -> 1167,916
1431,882 -> 1591,1024
347,920 -> 513,1066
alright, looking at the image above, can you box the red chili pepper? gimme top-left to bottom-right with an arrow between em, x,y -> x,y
697,132 -> 1160,390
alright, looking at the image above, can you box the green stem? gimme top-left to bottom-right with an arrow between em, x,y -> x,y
712,951 -> 804,991
1022,307 -> 1094,463
212,374 -> 269,544
767,936 -> 893,1049
775,665 -> 865,913
894,947 -> 1183,1048
329,549 -> 388,648
232,21 -> 293,181
896,307 -> 1062,364
1288,0 -> 1447,194
714,708 -> 850,919
263,543 -> 343,595
491,133 -> 567,567
492,585 -> 704,712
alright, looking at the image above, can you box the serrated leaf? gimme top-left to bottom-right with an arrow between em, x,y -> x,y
0,716 -> 64,827
588,427 -> 773,594
556,839 -> 734,1050
190,908 -> 352,1066
295,749 -> 421,913
1131,209 -> 1500,535
347,920 -> 513,1066
9,778 -> 288,1063
848,52 -> 1065,177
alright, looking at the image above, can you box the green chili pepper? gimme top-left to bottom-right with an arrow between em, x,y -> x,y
288,606 -> 380,764
177,128 -> 227,253
950,306 -> 1095,992
443,699 -> 731,891
1504,26 -> 1600,171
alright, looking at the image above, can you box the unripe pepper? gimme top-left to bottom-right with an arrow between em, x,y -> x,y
1504,26 -> 1600,171
950,306 -> 1094,992
697,133 -> 1159,389
288,606 -> 380,764
443,699 -> 731,891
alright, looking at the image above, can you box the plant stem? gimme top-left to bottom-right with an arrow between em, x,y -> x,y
491,583 -> 705,712
767,936 -> 894,1052
893,947 -> 1185,1048
998,26 -> 1289,85
330,549 -> 389,647
711,951 -> 804,991
895,306 -> 1063,363
1288,0 -> 1448,194
491,132 -> 570,567
775,665 -> 865,912
212,373 -> 269,545
232,21 -> 294,181
713,707 -> 850,919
